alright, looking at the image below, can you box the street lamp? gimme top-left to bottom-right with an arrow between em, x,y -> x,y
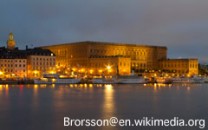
106,65 -> 111,70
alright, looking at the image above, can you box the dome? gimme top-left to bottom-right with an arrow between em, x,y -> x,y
7,32 -> 16,50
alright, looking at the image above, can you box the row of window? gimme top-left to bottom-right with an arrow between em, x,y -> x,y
90,50 -> 149,57
0,60 -> 26,63
32,62 -> 55,66
160,64 -> 197,68
32,58 -> 55,61
3,69 -> 26,72
132,63 -> 148,68
0,64 -> 26,67
90,48 -> 150,54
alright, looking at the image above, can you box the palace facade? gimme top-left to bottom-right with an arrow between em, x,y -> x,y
41,41 -> 167,75
42,41 -> 198,76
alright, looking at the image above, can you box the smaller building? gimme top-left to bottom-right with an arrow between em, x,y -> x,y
159,59 -> 198,76
89,56 -> 131,76
0,50 -> 27,78
0,33 -> 56,78
27,48 -> 56,78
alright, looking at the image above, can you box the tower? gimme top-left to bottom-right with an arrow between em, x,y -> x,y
7,32 -> 16,50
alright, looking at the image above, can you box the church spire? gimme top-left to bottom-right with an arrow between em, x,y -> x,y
7,32 -> 16,50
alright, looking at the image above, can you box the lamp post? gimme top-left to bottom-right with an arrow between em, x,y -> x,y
0,71 -> 4,78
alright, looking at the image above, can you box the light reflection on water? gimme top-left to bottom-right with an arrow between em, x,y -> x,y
0,83 -> 207,130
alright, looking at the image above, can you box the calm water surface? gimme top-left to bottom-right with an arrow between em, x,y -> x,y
0,84 -> 207,130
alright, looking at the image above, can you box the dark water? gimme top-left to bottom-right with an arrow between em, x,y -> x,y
0,84 -> 207,130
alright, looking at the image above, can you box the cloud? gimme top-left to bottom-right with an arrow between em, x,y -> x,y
0,0 -> 208,62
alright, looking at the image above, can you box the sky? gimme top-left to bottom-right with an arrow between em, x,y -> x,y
0,0 -> 208,62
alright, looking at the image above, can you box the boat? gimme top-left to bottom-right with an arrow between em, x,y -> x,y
91,74 -> 147,84
172,76 -> 204,84
91,76 -> 117,84
34,74 -> 81,84
156,77 -> 172,84
116,75 -> 146,84
91,78 -> 116,84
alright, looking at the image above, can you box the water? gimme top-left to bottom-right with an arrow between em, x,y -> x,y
0,84 -> 207,130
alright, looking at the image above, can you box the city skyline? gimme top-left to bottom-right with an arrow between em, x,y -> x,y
1,0 -> 208,62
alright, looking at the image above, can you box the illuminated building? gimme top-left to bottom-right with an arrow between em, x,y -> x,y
0,54 -> 27,78
41,41 -> 167,75
1,33 -> 199,77
0,33 -> 56,78
41,41 -> 199,76
26,48 -> 56,78
159,59 -> 198,76
89,56 -> 131,75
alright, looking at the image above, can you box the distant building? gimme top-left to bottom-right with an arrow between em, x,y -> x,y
0,33 -> 56,78
158,59 -> 198,76
26,48 -> 56,78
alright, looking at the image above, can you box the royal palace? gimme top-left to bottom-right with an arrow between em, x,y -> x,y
41,41 -> 198,76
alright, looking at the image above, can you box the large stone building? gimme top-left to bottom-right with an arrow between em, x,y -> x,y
41,41 -> 167,75
42,41 -> 199,76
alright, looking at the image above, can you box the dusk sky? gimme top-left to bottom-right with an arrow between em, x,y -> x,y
0,0 -> 208,62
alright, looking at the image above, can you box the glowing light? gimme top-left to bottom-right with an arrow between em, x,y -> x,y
52,79 -> 56,82
98,69 -> 103,73
0,71 -> 4,75
0,85 -> 3,91
89,69 -> 94,74
49,71 -> 56,74
80,68 -> 85,72
72,68 -> 77,71
106,65 -> 112,70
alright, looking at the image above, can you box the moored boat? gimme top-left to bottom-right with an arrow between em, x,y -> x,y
156,77 -> 172,84
90,74 -> 147,84
91,77 -> 117,84
34,74 -> 81,84
172,76 -> 204,84
116,75 -> 146,84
